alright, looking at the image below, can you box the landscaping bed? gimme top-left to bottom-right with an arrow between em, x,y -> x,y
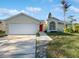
46,32 -> 79,58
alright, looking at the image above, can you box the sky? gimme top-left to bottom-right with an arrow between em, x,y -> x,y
0,0 -> 79,22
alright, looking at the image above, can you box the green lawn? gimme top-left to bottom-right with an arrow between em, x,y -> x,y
46,32 -> 79,58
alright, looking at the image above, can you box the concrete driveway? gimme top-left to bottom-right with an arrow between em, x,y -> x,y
0,35 -> 36,58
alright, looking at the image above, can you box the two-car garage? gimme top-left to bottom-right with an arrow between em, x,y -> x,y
8,24 -> 39,34
4,13 -> 40,35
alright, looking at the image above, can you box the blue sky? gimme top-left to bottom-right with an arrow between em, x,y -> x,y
0,0 -> 79,22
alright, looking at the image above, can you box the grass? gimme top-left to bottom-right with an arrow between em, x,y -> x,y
46,32 -> 79,58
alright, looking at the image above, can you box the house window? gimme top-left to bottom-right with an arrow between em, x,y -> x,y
49,21 -> 56,30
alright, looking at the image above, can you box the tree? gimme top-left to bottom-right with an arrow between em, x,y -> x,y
68,16 -> 76,31
61,0 -> 71,30
48,12 -> 52,18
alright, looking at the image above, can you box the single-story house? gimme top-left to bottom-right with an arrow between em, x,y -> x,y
0,12 -> 65,35
0,21 -> 3,30
47,13 -> 64,32
4,13 -> 43,35
0,21 -> 5,31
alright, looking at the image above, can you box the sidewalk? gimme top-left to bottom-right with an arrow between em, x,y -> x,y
37,32 -> 52,46
36,32 -> 52,58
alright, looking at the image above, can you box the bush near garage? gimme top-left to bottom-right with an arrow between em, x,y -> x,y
0,30 -> 7,37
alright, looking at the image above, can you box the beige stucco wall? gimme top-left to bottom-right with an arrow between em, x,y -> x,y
47,18 -> 64,32
5,14 -> 40,24
43,21 -> 47,32
4,14 -> 40,34
57,23 -> 64,32
40,20 -> 47,32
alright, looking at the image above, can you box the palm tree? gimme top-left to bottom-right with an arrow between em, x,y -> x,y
61,0 -> 71,30
68,16 -> 76,31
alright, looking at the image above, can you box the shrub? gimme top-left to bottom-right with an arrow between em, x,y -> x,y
64,28 -> 68,33
0,30 -> 7,37
64,27 -> 74,33
36,32 -> 40,37
68,27 -> 73,33
0,30 -> 6,34
73,24 -> 79,33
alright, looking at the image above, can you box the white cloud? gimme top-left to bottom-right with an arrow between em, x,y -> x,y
51,5 -> 63,13
20,10 -> 29,14
70,6 -> 79,13
0,8 -> 19,16
0,7 -> 42,18
0,8 -> 29,17
26,7 -> 42,13
73,0 -> 79,2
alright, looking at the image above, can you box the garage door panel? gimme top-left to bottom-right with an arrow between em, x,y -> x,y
8,24 -> 38,34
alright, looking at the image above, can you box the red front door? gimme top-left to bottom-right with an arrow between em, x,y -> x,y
40,24 -> 43,32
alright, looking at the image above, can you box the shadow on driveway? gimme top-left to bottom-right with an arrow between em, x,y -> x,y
0,35 -> 36,58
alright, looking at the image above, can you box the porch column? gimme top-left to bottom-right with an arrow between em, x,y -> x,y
47,22 -> 50,32
55,22 -> 58,31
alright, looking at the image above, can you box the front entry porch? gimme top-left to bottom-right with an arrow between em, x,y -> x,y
47,21 -> 57,32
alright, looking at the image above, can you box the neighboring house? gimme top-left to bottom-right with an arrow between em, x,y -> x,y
47,13 -> 64,32
0,21 -> 5,31
0,21 -> 2,30
4,13 -> 41,35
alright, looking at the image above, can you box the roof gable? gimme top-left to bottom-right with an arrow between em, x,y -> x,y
47,17 -> 64,24
4,13 -> 40,22
4,13 -> 41,24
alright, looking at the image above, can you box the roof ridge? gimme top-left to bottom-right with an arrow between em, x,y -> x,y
4,12 -> 40,22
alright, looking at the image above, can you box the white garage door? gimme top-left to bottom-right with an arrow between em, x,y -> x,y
8,24 -> 38,34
